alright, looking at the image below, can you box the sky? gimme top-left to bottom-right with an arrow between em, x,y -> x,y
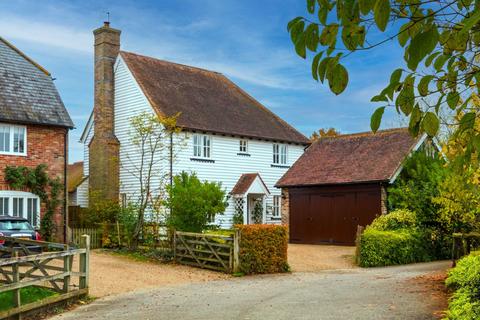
0,0 -> 407,163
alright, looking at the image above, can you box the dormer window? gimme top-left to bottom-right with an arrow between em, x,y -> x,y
239,140 -> 248,153
273,143 -> 287,164
193,134 -> 211,158
0,124 -> 26,156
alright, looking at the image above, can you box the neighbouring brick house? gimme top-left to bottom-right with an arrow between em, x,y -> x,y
0,36 -> 74,241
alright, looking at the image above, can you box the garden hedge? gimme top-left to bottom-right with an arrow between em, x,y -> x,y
445,252 -> 480,319
236,224 -> 289,274
358,228 -> 433,267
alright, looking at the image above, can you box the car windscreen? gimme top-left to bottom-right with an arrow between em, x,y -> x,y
0,221 -> 33,231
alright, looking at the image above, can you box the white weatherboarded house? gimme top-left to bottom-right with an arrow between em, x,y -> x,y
79,23 -> 309,228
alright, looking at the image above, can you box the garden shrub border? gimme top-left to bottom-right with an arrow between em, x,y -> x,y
236,224 -> 289,274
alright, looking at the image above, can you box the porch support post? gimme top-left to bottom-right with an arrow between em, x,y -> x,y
262,195 -> 266,224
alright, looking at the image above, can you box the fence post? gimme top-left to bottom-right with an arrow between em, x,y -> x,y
12,251 -> 21,320
63,245 -> 71,293
355,225 -> 364,265
233,229 -> 240,273
79,235 -> 90,290
173,231 -> 177,261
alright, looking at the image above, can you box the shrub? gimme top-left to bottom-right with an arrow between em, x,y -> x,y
358,228 -> 433,267
369,209 -> 417,231
237,224 -> 289,274
166,172 -> 228,232
445,252 -> 480,319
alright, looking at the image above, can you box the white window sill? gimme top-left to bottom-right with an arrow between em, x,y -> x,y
190,157 -> 215,163
0,151 -> 27,157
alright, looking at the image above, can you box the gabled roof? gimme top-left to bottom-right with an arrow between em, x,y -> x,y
119,51 -> 309,145
67,161 -> 86,193
276,128 -> 425,187
0,37 -> 74,128
231,173 -> 270,195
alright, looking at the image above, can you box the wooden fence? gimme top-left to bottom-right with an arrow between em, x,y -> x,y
452,232 -> 480,266
174,231 -> 240,273
0,235 -> 90,319
71,228 -> 102,249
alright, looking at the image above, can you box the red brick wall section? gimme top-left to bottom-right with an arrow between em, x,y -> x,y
0,124 -> 67,241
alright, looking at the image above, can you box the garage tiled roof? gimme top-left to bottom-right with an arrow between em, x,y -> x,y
0,37 -> 73,128
120,51 -> 309,144
276,128 -> 422,187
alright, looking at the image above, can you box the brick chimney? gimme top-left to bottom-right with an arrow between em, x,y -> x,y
89,22 -> 121,203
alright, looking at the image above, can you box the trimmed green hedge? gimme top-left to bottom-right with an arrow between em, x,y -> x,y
358,228 -> 433,267
237,224 -> 289,274
369,209 -> 417,231
445,252 -> 480,319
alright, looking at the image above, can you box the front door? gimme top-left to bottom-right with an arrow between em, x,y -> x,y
247,195 -> 263,224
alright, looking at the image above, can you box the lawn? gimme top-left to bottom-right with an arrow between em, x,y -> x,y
0,286 -> 57,311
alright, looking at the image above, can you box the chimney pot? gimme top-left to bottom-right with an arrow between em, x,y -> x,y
104,21 -> 110,27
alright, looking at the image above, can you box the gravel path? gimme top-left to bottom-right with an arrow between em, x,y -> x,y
53,261 -> 450,320
87,251 -> 229,297
288,244 -> 356,272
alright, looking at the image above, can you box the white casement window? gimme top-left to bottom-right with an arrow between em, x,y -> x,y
0,124 -> 26,156
239,139 -> 248,153
193,134 -> 211,158
273,143 -> 287,164
0,191 -> 40,227
272,195 -> 281,217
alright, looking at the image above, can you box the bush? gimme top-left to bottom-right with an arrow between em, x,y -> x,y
237,224 -> 289,274
358,228 -> 433,267
445,252 -> 480,319
369,209 -> 417,231
166,172 -> 228,232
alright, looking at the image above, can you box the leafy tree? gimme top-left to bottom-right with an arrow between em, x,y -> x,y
123,111 -> 184,247
310,127 -> 340,141
166,171 -> 228,232
388,151 -> 447,227
288,0 -> 480,153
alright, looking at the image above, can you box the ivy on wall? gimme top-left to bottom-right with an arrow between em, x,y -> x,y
4,164 -> 62,241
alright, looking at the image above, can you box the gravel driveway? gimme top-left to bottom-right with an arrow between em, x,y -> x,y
52,261 -> 450,320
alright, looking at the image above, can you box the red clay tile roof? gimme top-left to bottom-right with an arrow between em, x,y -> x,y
67,162 -> 86,193
120,51 -> 309,145
231,173 -> 270,195
276,128 -> 423,187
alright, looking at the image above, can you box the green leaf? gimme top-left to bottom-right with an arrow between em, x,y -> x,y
327,63 -> 349,95
294,33 -> 307,59
311,52 -> 324,81
408,104 -> 422,136
459,112 -> 476,132
433,54 -> 449,72
287,17 -> 303,31
307,0 -> 316,14
460,10 -> 480,35
290,20 -> 305,43
371,107 -> 385,132
359,0 -> 375,15
396,76 -> 415,115
421,112 -> 439,136
371,94 -> 389,102
305,24 -> 320,51
418,75 -> 434,97
318,57 -> 331,82
398,23 -> 411,47
320,24 -> 339,46
407,25 -> 439,70
425,52 -> 441,67
374,0 -> 390,31
318,6 -> 328,25
446,91 -> 460,109
390,68 -> 403,84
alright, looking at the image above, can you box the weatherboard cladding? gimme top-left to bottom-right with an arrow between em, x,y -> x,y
119,51 -> 309,144
276,128 -> 421,187
0,38 -> 73,128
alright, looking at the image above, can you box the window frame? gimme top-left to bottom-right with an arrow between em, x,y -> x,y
239,139 -> 248,153
192,134 -> 212,159
273,143 -> 287,165
0,123 -> 27,156
272,195 -> 281,217
0,191 -> 40,227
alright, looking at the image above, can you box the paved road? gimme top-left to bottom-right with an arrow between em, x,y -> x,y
53,261 -> 449,320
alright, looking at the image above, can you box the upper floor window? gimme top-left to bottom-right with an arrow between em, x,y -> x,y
272,195 -> 281,217
273,143 -> 287,164
0,124 -> 26,156
193,134 -> 211,158
239,139 -> 248,153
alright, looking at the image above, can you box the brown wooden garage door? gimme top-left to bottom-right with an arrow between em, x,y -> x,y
289,184 -> 382,245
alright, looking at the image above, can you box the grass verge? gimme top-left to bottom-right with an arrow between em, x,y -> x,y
0,286 -> 58,311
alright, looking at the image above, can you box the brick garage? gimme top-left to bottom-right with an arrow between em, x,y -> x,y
276,128 -> 431,245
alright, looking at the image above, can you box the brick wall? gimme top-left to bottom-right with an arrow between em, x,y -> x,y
281,188 -> 289,226
0,124 -> 67,241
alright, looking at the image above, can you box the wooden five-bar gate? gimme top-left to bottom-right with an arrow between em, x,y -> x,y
0,235 -> 90,319
174,231 -> 240,273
